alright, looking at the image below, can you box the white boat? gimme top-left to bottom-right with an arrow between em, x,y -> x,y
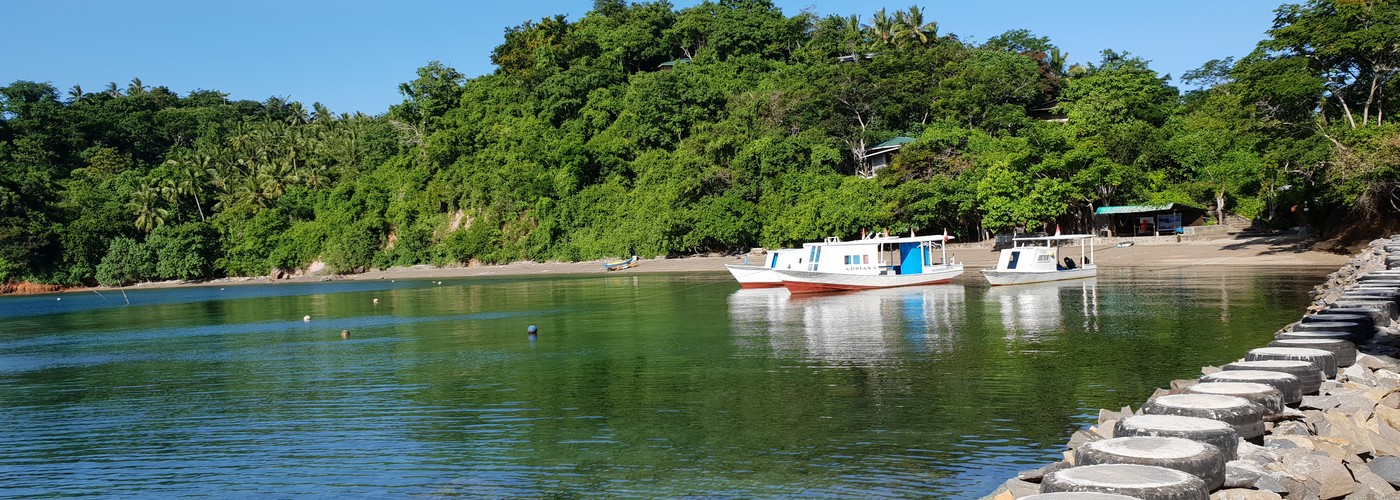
981,234 -> 1097,286
773,232 -> 964,294
725,248 -> 804,288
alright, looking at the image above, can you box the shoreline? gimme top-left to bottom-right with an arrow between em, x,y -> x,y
21,234 -> 1356,295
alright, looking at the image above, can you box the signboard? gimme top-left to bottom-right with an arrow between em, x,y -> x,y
1156,213 -> 1182,233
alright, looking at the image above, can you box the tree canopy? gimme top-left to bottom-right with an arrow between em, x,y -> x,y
1,0 -> 1396,287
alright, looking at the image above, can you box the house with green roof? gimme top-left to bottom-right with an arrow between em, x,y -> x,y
861,136 -> 915,177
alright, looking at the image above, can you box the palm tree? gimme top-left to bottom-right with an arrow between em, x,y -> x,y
127,77 -> 147,95
841,14 -> 864,60
130,187 -> 168,233
312,102 -> 334,123
67,85 -> 85,104
896,6 -> 937,47
871,9 -> 895,46
1048,48 -> 1069,78
286,101 -> 309,126
105,82 -> 122,97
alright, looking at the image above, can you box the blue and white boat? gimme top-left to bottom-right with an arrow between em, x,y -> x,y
772,232 -> 963,294
725,248 -> 804,288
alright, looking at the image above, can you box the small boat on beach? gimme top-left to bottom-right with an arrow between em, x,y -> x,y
725,248 -> 803,288
773,232 -> 964,294
981,234 -> 1096,286
603,255 -> 638,271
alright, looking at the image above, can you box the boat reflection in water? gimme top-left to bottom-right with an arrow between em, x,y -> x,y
728,285 -> 967,362
983,278 -> 1100,339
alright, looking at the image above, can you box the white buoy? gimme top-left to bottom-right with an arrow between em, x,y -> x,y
303,315 -> 311,322
373,298 -> 379,304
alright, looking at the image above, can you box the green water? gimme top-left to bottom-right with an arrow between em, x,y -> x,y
0,267 -> 1327,497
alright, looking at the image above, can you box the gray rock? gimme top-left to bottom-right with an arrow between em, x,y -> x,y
1271,421 -> 1311,435
1344,363 -> 1378,386
1224,459 -> 1264,488
1359,354 -> 1400,372
994,477 -> 1040,498
1319,380 -> 1343,392
1209,488 -> 1283,500
1301,395 -> 1338,410
1278,452 -> 1356,499
1017,461 -> 1070,482
1332,392 -> 1381,416
1266,438 -> 1300,450
1383,391 -> 1400,409
1066,429 -> 1101,449
1370,455 -> 1400,487
1347,461 -> 1399,495
1253,472 -> 1290,494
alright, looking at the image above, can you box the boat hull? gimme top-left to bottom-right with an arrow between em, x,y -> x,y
981,266 -> 1097,286
724,264 -> 785,288
775,265 -> 964,294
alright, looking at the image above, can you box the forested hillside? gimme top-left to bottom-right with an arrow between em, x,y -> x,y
1,0 -> 1396,287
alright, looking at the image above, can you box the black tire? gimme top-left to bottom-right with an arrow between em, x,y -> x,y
1041,464 -> 1208,500
1245,347 -> 1337,378
1300,312 -> 1375,336
1267,338 -> 1356,367
1291,320 -> 1366,339
1331,300 -> 1396,322
1184,382 -> 1283,415
1113,414 -> 1239,461
1074,437 -> 1225,492
1200,369 -> 1301,406
1022,494 -> 1141,500
1223,360 -> 1323,395
1276,330 -> 1357,344
1140,394 -> 1267,441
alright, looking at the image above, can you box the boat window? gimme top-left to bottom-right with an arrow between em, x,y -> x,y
769,254 -> 779,268
1007,251 -> 1020,269
1036,254 -> 1053,263
862,255 -> 869,265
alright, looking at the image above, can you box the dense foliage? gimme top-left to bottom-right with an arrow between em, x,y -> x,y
2,0 -> 1397,286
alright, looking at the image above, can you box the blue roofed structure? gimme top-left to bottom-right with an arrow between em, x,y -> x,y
1093,203 -> 1207,237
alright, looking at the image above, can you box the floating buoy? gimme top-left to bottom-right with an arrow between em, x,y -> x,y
303,315 -> 311,322
373,298 -> 379,304
527,325 -> 538,334
341,330 -> 350,339
56,297 -> 61,301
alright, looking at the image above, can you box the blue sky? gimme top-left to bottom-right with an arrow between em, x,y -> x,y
5,0 -> 1284,115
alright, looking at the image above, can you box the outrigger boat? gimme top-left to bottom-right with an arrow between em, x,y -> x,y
981,234 -> 1096,286
603,255 -> 638,271
724,248 -> 803,288
773,231 -> 964,294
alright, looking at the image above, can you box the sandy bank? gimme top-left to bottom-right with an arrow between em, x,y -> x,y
50,234 -> 1352,295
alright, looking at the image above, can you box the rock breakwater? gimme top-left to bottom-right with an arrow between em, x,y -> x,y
986,236 -> 1400,499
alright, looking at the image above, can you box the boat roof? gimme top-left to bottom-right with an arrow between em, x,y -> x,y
1012,234 -> 1095,242
805,234 -> 955,247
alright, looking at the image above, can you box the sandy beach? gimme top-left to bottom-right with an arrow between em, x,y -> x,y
59,233 -> 1352,294
306,234 -> 1353,283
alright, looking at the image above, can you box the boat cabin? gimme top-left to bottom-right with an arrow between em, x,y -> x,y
994,235 -> 1095,272
803,234 -> 953,276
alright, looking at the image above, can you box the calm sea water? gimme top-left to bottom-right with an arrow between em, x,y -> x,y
0,267 -> 1327,498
